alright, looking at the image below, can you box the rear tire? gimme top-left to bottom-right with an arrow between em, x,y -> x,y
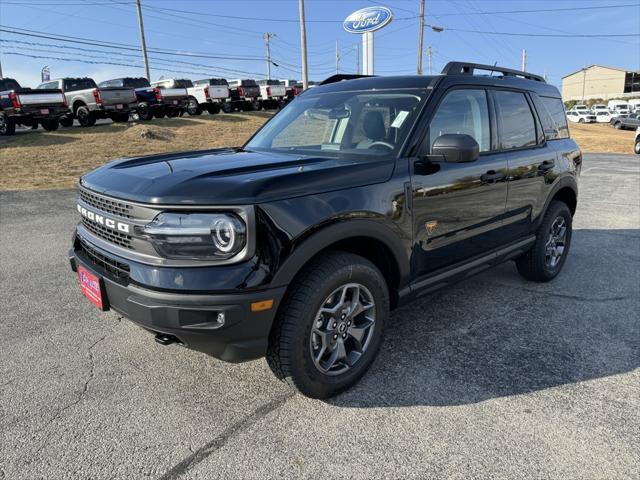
154,109 -> 166,119
166,109 -> 180,118
110,112 -> 130,123
635,139 -> 640,155
614,122 -> 622,129
41,119 -> 59,131
221,102 -> 233,113
516,201 -> 572,282
0,113 -> 16,136
60,116 -> 74,128
267,251 -> 389,399
207,103 -> 221,115
137,103 -> 154,121
76,106 -> 96,127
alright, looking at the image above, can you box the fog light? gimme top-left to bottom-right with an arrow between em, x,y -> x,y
215,312 -> 226,326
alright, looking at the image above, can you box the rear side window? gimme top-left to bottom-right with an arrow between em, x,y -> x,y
428,89 -> 491,152
209,79 -> 228,86
64,78 -> 97,91
241,80 -> 257,87
173,80 -> 193,88
494,90 -> 536,150
540,96 -> 569,139
124,78 -> 150,88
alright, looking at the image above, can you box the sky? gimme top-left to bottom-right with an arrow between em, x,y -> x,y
1,0 -> 639,88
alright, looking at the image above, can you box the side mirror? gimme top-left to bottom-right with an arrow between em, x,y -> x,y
429,134 -> 480,163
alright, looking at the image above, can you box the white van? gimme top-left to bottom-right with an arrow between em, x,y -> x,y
628,99 -> 640,113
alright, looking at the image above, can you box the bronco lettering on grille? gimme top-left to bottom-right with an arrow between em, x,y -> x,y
77,204 -> 131,234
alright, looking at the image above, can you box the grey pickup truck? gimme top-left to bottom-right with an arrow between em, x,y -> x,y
37,77 -> 138,127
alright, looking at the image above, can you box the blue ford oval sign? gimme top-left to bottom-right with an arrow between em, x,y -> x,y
343,6 -> 393,34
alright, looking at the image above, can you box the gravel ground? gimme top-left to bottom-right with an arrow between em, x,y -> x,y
0,153 -> 638,480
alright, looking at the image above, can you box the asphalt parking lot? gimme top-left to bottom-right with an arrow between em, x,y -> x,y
1,153 -> 638,479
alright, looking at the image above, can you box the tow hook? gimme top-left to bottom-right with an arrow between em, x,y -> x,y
155,333 -> 179,346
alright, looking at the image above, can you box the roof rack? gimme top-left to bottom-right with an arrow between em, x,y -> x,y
441,62 -> 546,83
319,74 -> 376,86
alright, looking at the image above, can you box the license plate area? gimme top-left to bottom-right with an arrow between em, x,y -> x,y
78,265 -> 109,311
116,104 -> 123,109
40,108 -> 49,115
172,100 -> 178,105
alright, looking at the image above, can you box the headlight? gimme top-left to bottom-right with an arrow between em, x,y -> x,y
141,212 -> 246,260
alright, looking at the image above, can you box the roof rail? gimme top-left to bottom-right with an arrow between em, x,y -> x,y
319,74 -> 376,85
441,62 -> 546,83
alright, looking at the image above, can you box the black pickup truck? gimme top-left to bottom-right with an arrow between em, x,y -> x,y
0,78 -> 68,135
226,79 -> 261,112
99,77 -> 162,121
70,62 -> 581,398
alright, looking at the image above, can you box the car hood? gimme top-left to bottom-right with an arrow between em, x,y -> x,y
80,148 -> 394,205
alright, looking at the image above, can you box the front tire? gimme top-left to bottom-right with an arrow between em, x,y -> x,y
635,139 -> 640,155
267,252 -> 389,399
614,122 -> 622,129
516,201 -> 572,282
186,98 -> 202,116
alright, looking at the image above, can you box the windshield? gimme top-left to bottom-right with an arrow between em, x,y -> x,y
246,89 -> 425,160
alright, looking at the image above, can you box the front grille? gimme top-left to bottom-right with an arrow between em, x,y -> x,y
80,189 -> 133,219
81,217 -> 133,249
78,237 -> 130,281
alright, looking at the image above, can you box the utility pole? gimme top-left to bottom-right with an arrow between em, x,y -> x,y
0,57 -> 3,78
263,33 -> 276,79
356,42 -> 360,75
427,45 -> 433,75
135,0 -> 150,80
417,0 -> 425,75
335,40 -> 340,74
521,48 -> 527,72
298,0 -> 309,90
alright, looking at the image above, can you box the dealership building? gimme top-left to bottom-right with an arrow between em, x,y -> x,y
561,65 -> 640,101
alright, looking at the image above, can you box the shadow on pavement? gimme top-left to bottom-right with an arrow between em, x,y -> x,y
330,228 -> 640,408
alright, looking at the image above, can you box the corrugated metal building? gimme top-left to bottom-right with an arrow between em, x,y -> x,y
562,65 -> 640,101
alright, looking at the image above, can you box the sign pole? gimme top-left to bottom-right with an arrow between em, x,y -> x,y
363,32 -> 374,75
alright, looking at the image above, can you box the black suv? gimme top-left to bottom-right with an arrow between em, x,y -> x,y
69,62 -> 581,398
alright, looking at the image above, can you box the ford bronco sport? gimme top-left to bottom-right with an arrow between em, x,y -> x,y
70,62 -> 581,398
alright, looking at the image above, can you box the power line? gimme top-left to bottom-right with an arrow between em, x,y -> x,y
0,26 -> 267,60
0,40 -> 267,77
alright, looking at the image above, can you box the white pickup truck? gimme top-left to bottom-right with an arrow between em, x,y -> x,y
256,79 -> 286,109
191,78 -> 230,114
151,78 -> 229,115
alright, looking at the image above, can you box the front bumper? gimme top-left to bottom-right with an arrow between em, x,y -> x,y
69,238 -> 286,363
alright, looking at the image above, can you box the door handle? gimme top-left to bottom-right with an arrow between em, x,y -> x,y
538,159 -> 555,172
480,170 -> 505,183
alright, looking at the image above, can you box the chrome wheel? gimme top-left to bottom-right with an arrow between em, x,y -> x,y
545,216 -> 567,268
310,283 -> 376,376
